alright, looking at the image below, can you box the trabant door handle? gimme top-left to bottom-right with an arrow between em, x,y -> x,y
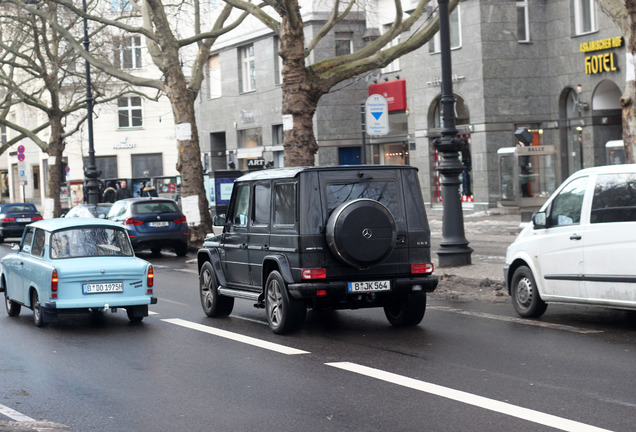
570,234 -> 582,240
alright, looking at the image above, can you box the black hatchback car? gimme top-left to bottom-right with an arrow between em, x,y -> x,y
107,198 -> 189,256
0,203 -> 43,242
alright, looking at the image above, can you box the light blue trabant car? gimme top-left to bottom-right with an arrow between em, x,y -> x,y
1,218 -> 156,326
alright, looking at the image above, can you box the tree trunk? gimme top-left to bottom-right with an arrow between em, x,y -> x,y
280,2 -> 320,167
622,2 -> 636,162
47,116 -> 64,218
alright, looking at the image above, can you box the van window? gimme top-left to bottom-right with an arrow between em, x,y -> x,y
547,176 -> 588,226
591,173 -> 636,223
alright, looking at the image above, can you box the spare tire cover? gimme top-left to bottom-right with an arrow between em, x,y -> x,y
326,199 -> 397,267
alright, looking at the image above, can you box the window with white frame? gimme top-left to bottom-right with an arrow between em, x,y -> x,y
115,36 -> 142,70
110,0 -> 131,12
574,0 -> 596,35
429,5 -> 461,53
517,1 -> 530,42
239,44 -> 256,93
335,32 -> 353,56
1,125 -> 7,145
381,26 -> 401,74
274,37 -> 283,86
118,96 -> 143,128
207,54 -> 222,99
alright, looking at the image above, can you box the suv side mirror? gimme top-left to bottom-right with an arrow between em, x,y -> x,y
533,211 -> 547,229
213,214 -> 226,226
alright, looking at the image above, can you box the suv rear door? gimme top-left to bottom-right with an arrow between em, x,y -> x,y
220,182 -> 251,287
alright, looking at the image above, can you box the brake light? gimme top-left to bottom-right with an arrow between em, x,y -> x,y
32,216 -> 43,221
125,217 -> 144,226
51,269 -> 58,298
2,217 -> 14,222
147,265 -> 154,289
411,263 -> 434,275
301,268 -> 326,280
173,215 -> 187,224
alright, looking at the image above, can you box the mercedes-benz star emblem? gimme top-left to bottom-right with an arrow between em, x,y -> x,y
362,228 -> 373,239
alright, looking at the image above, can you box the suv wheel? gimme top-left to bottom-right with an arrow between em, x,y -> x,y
199,261 -> 234,317
326,199 -> 397,267
383,292 -> 426,326
511,266 -> 547,318
265,270 -> 306,334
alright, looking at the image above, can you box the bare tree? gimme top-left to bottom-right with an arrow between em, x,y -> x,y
9,0 -> 250,241
0,1 -> 128,216
223,0 -> 459,166
596,0 -> 636,162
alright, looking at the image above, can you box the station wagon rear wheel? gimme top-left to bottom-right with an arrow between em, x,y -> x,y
511,266 -> 547,318
31,290 -> 44,327
199,261 -> 234,317
384,292 -> 426,326
265,270 -> 306,334
4,291 -> 21,317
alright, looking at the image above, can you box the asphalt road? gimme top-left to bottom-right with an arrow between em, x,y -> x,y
1,245 -> 635,432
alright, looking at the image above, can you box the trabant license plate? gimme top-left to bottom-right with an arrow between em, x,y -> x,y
16,218 -> 31,222
348,280 -> 390,292
149,221 -> 169,227
83,282 -> 124,294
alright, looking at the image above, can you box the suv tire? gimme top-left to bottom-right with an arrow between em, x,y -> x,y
199,261 -> 234,317
326,199 -> 397,267
265,270 -> 306,334
383,292 -> 426,326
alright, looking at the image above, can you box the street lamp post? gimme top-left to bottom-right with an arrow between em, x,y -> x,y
433,0 -> 473,267
81,0 -> 100,205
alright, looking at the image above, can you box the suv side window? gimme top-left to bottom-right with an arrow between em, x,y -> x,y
274,182 -> 296,225
591,173 -> 636,223
253,183 -> 271,225
229,184 -> 250,227
547,176 -> 588,226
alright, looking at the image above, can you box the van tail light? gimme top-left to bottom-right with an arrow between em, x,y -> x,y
301,268 -> 326,280
32,216 -> 43,221
51,269 -> 58,298
147,265 -> 154,290
411,263 -> 434,275
125,217 -> 144,226
173,215 -> 187,224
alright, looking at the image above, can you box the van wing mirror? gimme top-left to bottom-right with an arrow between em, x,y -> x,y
213,214 -> 226,226
533,211 -> 547,229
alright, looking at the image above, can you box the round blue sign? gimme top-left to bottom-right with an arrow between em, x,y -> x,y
17,145 -> 25,154
17,153 -> 25,162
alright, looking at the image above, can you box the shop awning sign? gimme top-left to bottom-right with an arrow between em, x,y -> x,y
365,94 -> 389,136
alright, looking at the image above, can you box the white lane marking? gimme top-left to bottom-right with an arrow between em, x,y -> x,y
326,362 -> 613,432
162,318 -> 309,355
173,268 -> 198,274
0,404 -> 35,422
429,306 -> 604,334
148,311 -> 159,315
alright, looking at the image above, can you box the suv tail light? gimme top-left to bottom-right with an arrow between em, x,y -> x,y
301,268 -> 326,280
125,217 -> 144,226
51,269 -> 58,298
173,215 -> 187,224
32,216 -> 43,221
411,263 -> 434,275
147,265 -> 154,290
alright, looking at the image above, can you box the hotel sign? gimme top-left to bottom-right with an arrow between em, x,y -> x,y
580,36 -> 623,75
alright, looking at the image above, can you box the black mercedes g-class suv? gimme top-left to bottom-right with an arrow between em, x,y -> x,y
197,165 -> 438,334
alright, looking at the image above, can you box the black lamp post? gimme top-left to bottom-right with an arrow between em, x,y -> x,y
81,0 -> 100,204
433,0 -> 473,267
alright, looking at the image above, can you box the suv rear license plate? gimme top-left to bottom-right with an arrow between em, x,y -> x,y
16,218 -> 31,222
348,280 -> 390,292
83,282 -> 124,294
149,221 -> 169,227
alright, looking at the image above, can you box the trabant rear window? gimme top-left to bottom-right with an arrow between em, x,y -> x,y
50,227 -> 134,259
326,181 -> 401,219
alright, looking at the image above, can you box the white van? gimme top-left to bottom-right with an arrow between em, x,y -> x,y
505,164 -> 636,317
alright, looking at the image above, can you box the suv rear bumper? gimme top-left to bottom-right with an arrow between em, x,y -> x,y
287,276 -> 438,300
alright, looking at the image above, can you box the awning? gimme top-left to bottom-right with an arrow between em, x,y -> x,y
236,147 -> 264,158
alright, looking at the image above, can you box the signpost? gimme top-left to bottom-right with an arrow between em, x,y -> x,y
17,145 -> 26,203
365,94 -> 389,136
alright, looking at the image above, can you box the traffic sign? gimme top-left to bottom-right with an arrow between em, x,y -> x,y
365,94 -> 389,136
17,153 -> 25,162
17,145 -> 25,154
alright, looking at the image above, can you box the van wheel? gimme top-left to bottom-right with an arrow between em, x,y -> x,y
384,292 -> 426,326
199,261 -> 233,317
511,266 -> 547,318
265,270 -> 306,334
31,290 -> 44,327
5,291 -> 21,317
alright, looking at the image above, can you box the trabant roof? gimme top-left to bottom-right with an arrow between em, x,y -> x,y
236,165 -> 417,182
26,217 -> 126,232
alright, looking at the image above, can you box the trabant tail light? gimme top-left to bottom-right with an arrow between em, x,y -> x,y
51,269 -> 58,298
173,215 -> 187,224
147,265 -> 154,289
32,216 -> 43,221
125,217 -> 144,226
301,268 -> 326,280
411,263 -> 434,275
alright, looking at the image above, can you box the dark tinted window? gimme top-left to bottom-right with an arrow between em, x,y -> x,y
4,204 -> 37,212
132,201 -> 179,214
254,183 -> 271,225
547,176 -> 588,226
274,183 -> 296,225
327,181 -> 401,219
591,173 -> 636,223
229,184 -> 250,226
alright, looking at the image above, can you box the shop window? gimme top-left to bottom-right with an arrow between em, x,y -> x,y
131,153 -> 163,178
238,127 -> 262,149
573,0 -> 596,35
93,156 -> 118,179
429,5 -> 461,53
118,96 -> 143,128
517,1 -> 530,42
239,44 -> 256,93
